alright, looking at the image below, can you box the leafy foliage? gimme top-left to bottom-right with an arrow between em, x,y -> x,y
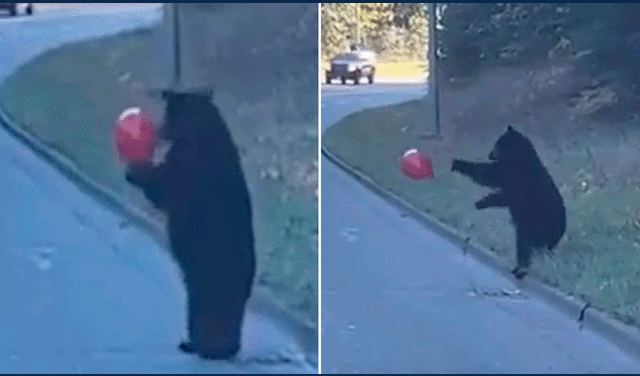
321,3 -> 428,62
321,3 -> 356,61
436,3 -> 640,82
435,3 -> 640,120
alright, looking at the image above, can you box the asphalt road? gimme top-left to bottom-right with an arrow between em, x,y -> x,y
0,5 -> 314,373
320,83 -> 428,131
320,84 -> 640,373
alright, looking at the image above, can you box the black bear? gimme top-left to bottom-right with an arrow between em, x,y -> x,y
125,91 -> 256,360
451,126 -> 566,279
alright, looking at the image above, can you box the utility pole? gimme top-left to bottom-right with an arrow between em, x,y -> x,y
431,3 -> 440,138
171,3 -> 181,91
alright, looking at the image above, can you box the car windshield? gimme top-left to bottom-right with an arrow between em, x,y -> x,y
333,53 -> 363,61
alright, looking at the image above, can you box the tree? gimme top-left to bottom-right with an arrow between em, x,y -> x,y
321,3 -> 355,61
321,3 -> 428,62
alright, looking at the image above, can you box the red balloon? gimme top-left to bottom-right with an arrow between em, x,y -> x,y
400,149 -> 434,180
115,107 -> 157,163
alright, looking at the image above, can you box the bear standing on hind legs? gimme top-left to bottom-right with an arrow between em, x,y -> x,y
125,91 -> 256,360
451,126 -> 566,279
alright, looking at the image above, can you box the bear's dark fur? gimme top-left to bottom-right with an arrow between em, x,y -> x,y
451,126 -> 566,279
125,92 -> 256,360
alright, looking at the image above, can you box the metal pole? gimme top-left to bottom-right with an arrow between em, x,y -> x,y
172,3 -> 181,91
432,3 -> 441,137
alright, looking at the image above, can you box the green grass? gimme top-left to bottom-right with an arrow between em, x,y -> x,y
0,28 -> 318,329
0,31 -> 149,193
323,79 -> 640,328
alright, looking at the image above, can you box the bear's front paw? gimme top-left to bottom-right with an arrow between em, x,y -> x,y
475,201 -> 486,210
451,159 -> 461,172
125,161 -> 153,186
124,170 -> 137,185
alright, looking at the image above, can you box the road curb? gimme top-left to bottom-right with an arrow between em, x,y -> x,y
321,143 -> 640,362
0,102 -> 317,364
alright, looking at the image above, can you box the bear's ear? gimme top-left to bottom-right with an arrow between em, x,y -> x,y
507,125 -> 514,132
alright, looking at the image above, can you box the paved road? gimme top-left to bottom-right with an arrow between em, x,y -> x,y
0,4 -> 162,80
0,5 -> 314,373
320,83 -> 427,131
320,84 -> 640,373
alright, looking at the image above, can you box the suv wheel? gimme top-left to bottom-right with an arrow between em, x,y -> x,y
9,5 -> 16,16
26,5 -> 33,15
341,77 -> 346,85
353,70 -> 361,85
326,75 -> 331,85
368,74 -> 374,84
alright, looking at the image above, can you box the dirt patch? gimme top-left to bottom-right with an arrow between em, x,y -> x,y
323,61 -> 640,328
0,27 -> 318,329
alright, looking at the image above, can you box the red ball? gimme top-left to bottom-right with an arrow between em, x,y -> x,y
115,107 -> 157,163
400,149 -> 434,180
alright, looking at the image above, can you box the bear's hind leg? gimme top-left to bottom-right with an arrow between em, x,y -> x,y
178,292 -> 199,354
512,233 -> 533,279
195,307 -> 244,361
